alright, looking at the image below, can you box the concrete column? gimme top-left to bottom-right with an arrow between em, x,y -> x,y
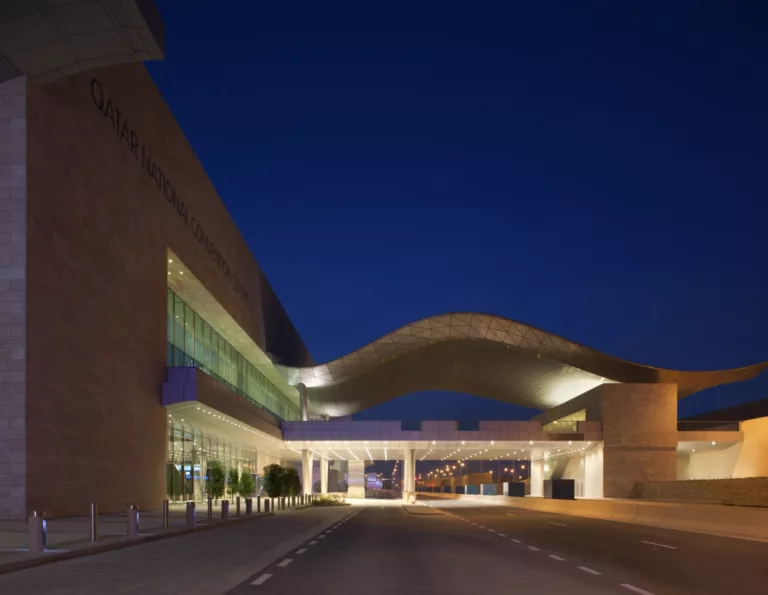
347,460 -> 365,498
298,383 -> 308,422
403,448 -> 415,495
530,460 -> 544,497
320,458 -> 329,494
301,449 -> 313,496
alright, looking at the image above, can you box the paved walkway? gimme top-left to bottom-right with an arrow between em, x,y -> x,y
0,505 -> 353,594
0,502 -> 270,565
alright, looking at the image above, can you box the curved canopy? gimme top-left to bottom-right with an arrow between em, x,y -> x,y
276,313 -> 767,417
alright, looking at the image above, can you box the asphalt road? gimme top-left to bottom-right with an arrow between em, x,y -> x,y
227,499 -> 768,595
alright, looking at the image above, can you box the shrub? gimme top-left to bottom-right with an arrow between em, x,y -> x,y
239,472 -> 255,497
207,461 -> 226,501
228,467 -> 240,499
311,493 -> 349,507
262,464 -> 285,498
283,467 -> 302,496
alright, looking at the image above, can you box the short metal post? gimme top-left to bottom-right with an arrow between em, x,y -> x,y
127,505 -> 139,538
257,496 -> 261,513
264,499 -> 270,513
186,501 -> 196,525
207,497 -> 213,522
28,510 -> 47,553
90,502 -> 98,542
221,499 -> 229,520
163,499 -> 170,530
245,498 -> 252,515
236,496 -> 241,517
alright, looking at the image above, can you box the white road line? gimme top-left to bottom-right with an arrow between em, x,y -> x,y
309,540 -> 318,545
549,555 -> 566,561
498,533 -> 506,537
527,546 -> 540,551
478,525 -> 485,529
277,559 -> 293,567
548,522 -> 567,527
620,584 -> 655,595
472,522 -> 477,525
318,535 -> 326,539
295,548 -> 307,555
511,539 -> 522,543
488,529 -> 495,533
506,513 -> 515,516
641,540 -> 677,550
579,566 -> 601,575
251,574 -> 273,585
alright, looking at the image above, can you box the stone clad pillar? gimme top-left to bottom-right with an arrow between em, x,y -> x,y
320,458 -> 329,494
403,448 -> 416,496
347,460 -> 365,498
600,383 -> 678,498
301,449 -> 313,496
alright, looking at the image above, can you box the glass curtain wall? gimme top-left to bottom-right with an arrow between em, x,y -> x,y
167,420 -> 258,501
166,289 -> 300,421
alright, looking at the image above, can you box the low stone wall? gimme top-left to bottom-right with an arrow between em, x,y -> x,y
638,477 -> 768,507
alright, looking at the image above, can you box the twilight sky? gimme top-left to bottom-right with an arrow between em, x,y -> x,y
148,1 -> 768,420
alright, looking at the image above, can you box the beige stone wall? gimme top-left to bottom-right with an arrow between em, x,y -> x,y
600,383 -> 678,498
638,477 -> 768,507
733,416 -> 768,478
0,75 -> 26,520
20,64 -> 308,517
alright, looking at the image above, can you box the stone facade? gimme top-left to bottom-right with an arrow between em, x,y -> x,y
0,64 -> 310,519
600,383 -> 678,498
0,75 -> 26,520
638,477 -> 768,507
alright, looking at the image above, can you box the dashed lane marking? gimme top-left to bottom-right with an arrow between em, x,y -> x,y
511,539 -> 522,543
527,546 -> 540,551
318,535 -> 326,539
579,567 -> 601,576
277,559 -> 293,567
309,541 -> 318,545
548,522 -> 567,527
641,541 -> 677,550
488,529 -> 495,533
620,584 -> 655,595
498,533 -> 506,537
549,555 -> 566,561
506,513 -> 515,516
295,549 -> 307,555
251,574 -> 273,586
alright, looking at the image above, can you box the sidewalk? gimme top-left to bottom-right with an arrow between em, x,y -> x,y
0,504 -> 354,594
0,502 -> 270,568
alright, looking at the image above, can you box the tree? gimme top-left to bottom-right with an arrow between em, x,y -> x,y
227,467 -> 240,499
283,468 -> 301,496
207,461 -> 226,502
262,464 -> 285,498
239,472 -> 255,498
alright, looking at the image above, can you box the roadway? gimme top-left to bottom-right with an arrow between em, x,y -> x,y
227,498 -> 768,595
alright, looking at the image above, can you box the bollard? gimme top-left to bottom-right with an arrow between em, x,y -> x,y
264,498 -> 270,513
236,496 -> 241,517
245,498 -> 252,515
221,499 -> 229,520
127,504 -> 140,538
186,501 -> 196,526
90,502 -> 98,542
28,510 -> 47,553
257,496 -> 261,513
163,499 -> 170,530
207,497 -> 213,522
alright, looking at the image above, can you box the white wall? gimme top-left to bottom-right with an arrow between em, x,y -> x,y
683,444 -> 742,479
584,443 -> 604,498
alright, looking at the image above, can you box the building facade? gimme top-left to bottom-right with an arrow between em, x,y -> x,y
0,60 -> 311,519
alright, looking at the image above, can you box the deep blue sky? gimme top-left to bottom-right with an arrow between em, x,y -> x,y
148,1 -> 768,420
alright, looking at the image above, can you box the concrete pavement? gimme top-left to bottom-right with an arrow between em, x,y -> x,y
0,505 -> 353,595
